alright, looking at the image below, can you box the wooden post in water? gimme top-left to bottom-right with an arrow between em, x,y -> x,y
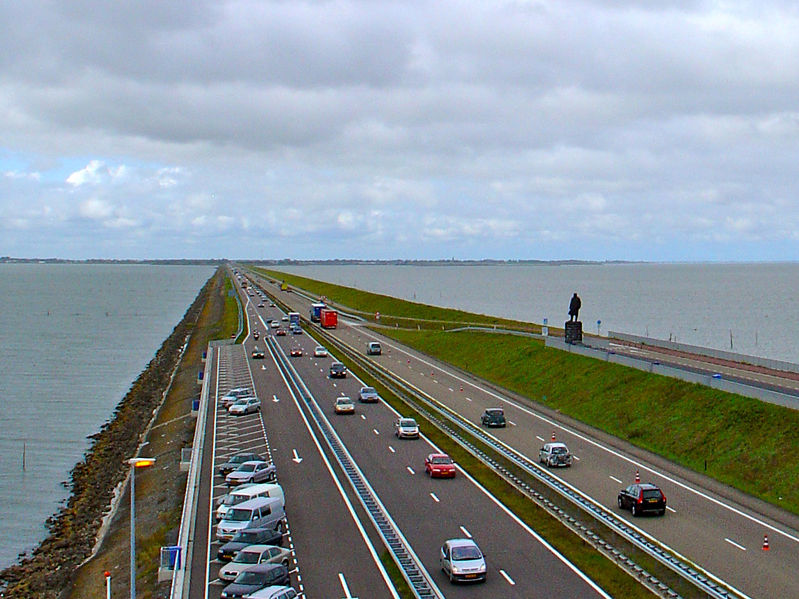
22,441 -> 26,471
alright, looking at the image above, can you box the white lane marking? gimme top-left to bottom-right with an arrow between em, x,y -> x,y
355,330 -> 799,548
292,449 -> 303,463
430,493 -> 440,503
573,455 -> 580,461
536,435 -> 546,442
448,387 -> 454,392
459,526 -> 472,538
273,395 -> 279,403
609,475 -> 623,484
338,572 -> 355,598
508,420 -> 516,426
465,396 -> 472,402
725,538 -> 747,551
407,466 -> 415,475
389,446 -> 395,453
666,506 -> 676,513
373,428 -> 380,436
361,414 -> 367,420
499,569 -> 516,585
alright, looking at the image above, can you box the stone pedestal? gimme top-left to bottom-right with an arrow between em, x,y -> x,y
565,321 -> 583,344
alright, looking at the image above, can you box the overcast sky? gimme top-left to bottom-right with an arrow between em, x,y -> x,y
2,1 -> 798,261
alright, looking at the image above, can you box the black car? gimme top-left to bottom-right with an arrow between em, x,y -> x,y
220,563 -> 290,598
618,483 -> 667,516
218,452 -> 265,477
480,408 -> 506,427
329,362 -> 347,378
217,527 -> 284,562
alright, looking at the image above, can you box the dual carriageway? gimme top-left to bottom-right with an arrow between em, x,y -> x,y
179,269 -> 799,598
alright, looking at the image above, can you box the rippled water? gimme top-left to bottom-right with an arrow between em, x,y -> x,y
0,263 -> 215,569
274,262 -> 799,364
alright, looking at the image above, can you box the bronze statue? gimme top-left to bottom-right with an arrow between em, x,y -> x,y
568,293 -> 581,322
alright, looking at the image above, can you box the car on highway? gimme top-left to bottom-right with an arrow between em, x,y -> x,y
226,461 -> 277,486
270,320 -> 280,328
313,346 -> 328,357
251,347 -> 265,359
334,396 -> 355,415
218,452 -> 264,477
248,586 -> 298,599
425,453 -> 456,478
618,483 -> 667,516
329,362 -> 347,378
538,442 -> 573,467
480,407 -> 506,427
366,341 -> 382,355
440,538 -> 487,583
358,386 -> 380,403
253,330 -> 260,340
281,315 -> 289,322
275,328 -> 286,336
395,417 -> 419,439
289,348 -> 302,357
219,544 -> 292,581
269,302 -> 275,307
217,527 -> 284,562
228,396 -> 261,416
291,325 -> 302,335
220,563 -> 290,598
258,303 -> 265,308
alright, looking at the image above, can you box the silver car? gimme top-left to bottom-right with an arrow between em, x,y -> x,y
218,544 -> 292,581
440,538 -> 487,583
226,461 -> 277,486
394,418 -> 419,439
228,396 -> 261,416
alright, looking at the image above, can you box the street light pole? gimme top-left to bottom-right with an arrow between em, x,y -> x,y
127,457 -> 155,599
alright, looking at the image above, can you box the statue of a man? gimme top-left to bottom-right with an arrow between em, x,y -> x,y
568,293 -> 581,322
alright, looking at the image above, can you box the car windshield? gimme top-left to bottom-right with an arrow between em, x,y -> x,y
642,489 -> 662,499
488,409 -> 503,416
233,551 -> 261,564
400,419 -> 416,427
431,456 -> 452,464
224,494 -> 246,507
235,531 -> 259,543
552,446 -> 567,454
232,399 -> 247,406
337,398 -> 351,404
362,387 -> 376,394
236,571 -> 267,584
236,463 -> 258,473
227,508 -> 253,522
452,545 -> 482,560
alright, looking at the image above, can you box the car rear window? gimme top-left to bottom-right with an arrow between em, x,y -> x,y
642,489 -> 662,499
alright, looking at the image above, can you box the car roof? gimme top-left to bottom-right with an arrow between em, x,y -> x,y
428,453 -> 450,459
547,442 -> 568,449
446,538 -> 479,548
638,483 -> 660,490
336,396 -> 352,402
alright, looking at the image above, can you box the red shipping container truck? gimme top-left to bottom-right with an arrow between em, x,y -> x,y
320,309 -> 338,329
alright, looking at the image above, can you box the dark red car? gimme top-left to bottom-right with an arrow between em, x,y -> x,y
425,453 -> 456,478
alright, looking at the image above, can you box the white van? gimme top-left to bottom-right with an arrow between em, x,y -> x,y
216,483 -> 285,521
367,341 -> 382,355
216,496 -> 285,541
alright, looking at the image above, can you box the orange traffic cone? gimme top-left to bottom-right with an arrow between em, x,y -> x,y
460,385 -> 463,392
551,431 -> 556,442
763,535 -> 770,551
635,469 -> 640,484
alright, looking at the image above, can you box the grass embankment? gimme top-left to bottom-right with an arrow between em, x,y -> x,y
253,266 -> 541,333
257,267 -> 799,515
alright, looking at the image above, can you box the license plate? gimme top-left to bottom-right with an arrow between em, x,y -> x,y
465,574 -> 477,579
647,499 -> 658,503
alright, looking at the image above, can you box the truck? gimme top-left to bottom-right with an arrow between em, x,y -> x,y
309,302 -> 326,322
288,312 -> 300,327
320,308 -> 338,329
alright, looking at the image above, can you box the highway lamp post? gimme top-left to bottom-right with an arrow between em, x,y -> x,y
127,457 -> 155,599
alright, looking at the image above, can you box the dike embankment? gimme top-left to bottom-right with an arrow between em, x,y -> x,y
0,269 -> 223,598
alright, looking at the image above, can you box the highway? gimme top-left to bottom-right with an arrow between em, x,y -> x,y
243,268 -> 799,599
186,274 -> 613,598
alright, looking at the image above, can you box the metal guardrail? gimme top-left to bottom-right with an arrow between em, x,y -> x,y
314,327 -> 745,599
264,334 -> 443,599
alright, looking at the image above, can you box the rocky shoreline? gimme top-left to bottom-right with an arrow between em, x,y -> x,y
0,274 -> 216,598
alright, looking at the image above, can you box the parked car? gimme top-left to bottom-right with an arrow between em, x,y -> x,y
480,408 -> 506,427
219,544 -> 292,581
220,388 -> 253,407
618,483 -> 667,516
329,362 -> 347,378
251,347 -> 265,359
219,452 -> 264,477
366,341 -> 382,355
358,386 -> 380,403
395,417 -> 419,439
223,394 -> 256,409
538,442 -> 573,467
220,563 -> 290,598
289,348 -> 302,357
313,346 -> 328,357
229,396 -> 261,416
334,396 -> 355,415
425,453 -> 456,478
247,586 -> 298,599
440,538 -> 487,583
226,461 -> 277,486
218,527 -> 284,562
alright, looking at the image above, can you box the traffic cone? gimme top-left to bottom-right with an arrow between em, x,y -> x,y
551,431 -> 556,442
460,385 -> 463,392
763,535 -> 770,551
635,469 -> 640,484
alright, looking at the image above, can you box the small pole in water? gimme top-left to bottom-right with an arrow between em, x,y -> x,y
22,441 -> 26,471
730,329 -> 733,349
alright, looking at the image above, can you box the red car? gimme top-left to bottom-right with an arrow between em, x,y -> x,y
425,453 -> 456,478
275,328 -> 286,336
290,348 -> 302,357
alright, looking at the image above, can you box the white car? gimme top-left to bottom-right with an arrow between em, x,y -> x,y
440,538 -> 487,583
248,586 -> 298,599
218,544 -> 292,581
228,397 -> 261,416
313,346 -> 328,357
394,417 -> 419,439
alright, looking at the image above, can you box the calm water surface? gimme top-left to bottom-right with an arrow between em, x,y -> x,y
0,264 -> 214,569
275,263 -> 799,364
